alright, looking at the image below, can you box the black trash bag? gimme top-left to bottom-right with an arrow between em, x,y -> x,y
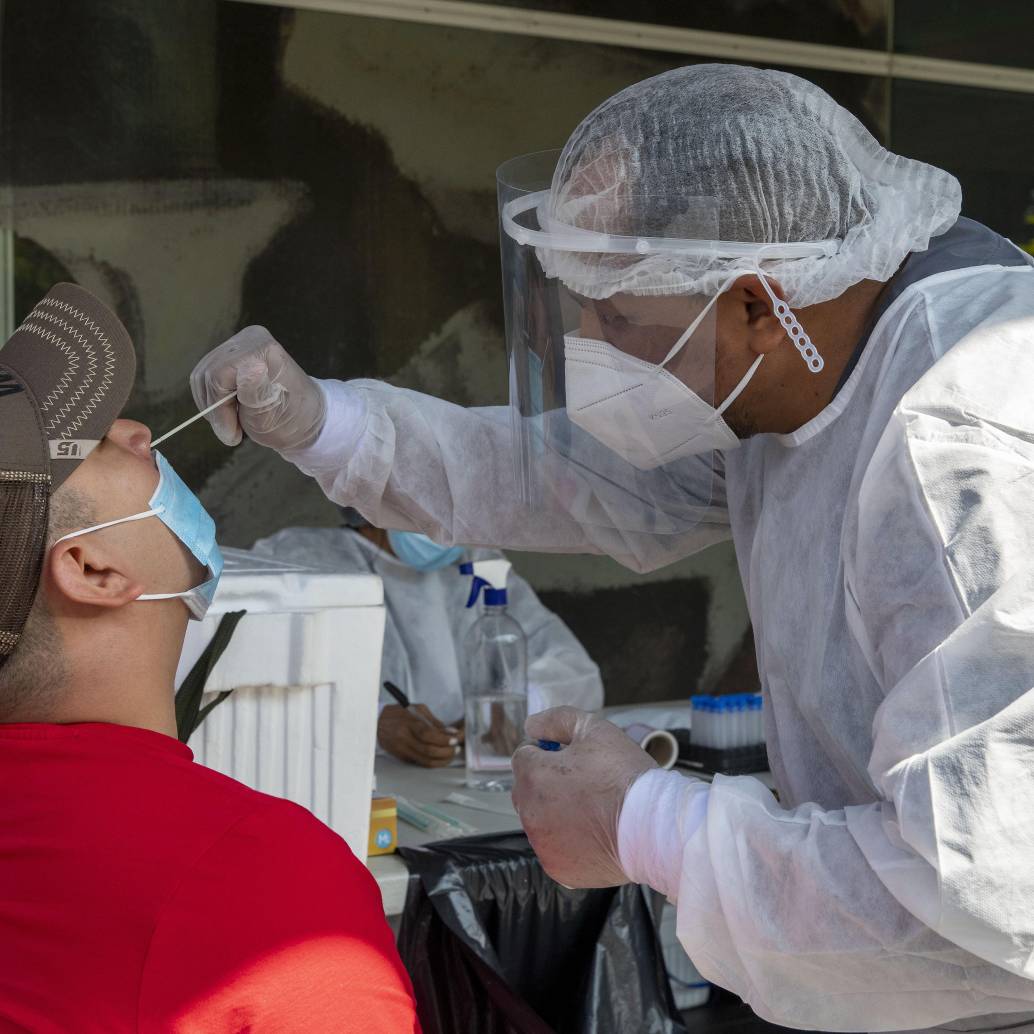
397,831 -> 686,1034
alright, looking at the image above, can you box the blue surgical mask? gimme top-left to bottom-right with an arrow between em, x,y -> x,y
54,451 -> 223,620
386,529 -> 465,572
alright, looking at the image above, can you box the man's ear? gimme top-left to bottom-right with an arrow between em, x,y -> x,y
46,538 -> 145,612
729,274 -> 789,357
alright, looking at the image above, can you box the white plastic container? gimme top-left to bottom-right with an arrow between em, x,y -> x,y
460,559 -> 527,791
175,548 -> 385,860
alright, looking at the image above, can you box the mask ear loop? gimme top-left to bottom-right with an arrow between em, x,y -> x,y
635,269 -> 763,417
655,268 -> 744,373
53,507 -> 165,545
135,588 -> 199,602
52,506 -> 210,607
715,353 -> 765,417
645,262 -> 823,395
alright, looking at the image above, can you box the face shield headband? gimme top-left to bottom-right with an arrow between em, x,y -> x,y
501,188 -> 831,376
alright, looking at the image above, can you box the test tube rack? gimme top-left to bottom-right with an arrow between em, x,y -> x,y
673,693 -> 769,776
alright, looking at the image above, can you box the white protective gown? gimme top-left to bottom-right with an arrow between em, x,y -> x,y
250,527 -> 603,725
286,219 -> 1034,1032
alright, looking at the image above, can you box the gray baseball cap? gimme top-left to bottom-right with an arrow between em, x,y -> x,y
0,283 -> 135,665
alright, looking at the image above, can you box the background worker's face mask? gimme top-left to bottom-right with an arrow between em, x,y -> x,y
55,451 -> 223,619
387,530 -> 466,572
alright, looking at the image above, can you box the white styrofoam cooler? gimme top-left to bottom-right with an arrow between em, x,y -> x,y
175,548 -> 385,860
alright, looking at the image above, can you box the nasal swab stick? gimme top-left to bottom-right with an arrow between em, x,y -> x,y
151,391 -> 238,448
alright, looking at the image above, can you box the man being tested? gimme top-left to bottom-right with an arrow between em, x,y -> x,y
191,65 -> 1034,1031
0,285 -> 419,1033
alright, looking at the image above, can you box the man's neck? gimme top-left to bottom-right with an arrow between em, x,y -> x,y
17,612 -> 183,738
44,683 -> 178,738
747,278 -> 891,435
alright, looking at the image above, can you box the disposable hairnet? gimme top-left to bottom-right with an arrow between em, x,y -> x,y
540,64 -> 961,306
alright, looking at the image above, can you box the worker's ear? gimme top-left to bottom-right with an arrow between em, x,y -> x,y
45,537 -> 145,613
726,275 -> 791,358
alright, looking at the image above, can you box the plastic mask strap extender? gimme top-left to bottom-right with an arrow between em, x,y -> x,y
754,273 -> 824,373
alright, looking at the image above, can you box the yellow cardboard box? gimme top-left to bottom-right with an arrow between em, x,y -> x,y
368,795 -> 398,856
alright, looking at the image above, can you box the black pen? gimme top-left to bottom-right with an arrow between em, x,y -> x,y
383,681 -> 459,736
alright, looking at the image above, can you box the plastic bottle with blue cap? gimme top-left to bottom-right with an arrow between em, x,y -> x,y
459,559 -> 528,790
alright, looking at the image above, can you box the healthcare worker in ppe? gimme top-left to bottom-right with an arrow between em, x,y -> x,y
251,510 -> 603,767
191,64 -> 1034,1033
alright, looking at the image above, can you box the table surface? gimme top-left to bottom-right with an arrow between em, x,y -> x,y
367,710 -> 774,916
368,755 -> 524,915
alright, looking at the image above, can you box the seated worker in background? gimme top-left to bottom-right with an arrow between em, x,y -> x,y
253,509 -> 604,767
0,285 -> 419,1033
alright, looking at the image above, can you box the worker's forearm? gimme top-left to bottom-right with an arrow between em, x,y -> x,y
284,378 -> 369,468
617,769 -> 709,900
287,378 -> 728,570
287,378 -> 596,551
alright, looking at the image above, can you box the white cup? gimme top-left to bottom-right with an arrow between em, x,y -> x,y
624,723 -> 679,770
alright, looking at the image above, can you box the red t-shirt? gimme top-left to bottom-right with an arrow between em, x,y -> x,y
0,722 -> 420,1033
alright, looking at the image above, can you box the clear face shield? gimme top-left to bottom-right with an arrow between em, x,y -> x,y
498,152 -> 743,535
497,151 -> 835,536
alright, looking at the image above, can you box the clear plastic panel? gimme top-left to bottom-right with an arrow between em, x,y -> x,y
498,150 -> 727,536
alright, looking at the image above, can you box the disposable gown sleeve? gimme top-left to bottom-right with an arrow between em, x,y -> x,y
638,339 -> 1034,1030
287,378 -> 730,574
502,563 -> 605,713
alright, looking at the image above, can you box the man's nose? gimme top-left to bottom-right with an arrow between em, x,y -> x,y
108,418 -> 154,461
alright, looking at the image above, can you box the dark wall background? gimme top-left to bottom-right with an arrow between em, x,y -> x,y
3,0 -> 1032,704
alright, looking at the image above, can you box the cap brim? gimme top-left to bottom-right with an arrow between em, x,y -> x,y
0,283 -> 136,490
